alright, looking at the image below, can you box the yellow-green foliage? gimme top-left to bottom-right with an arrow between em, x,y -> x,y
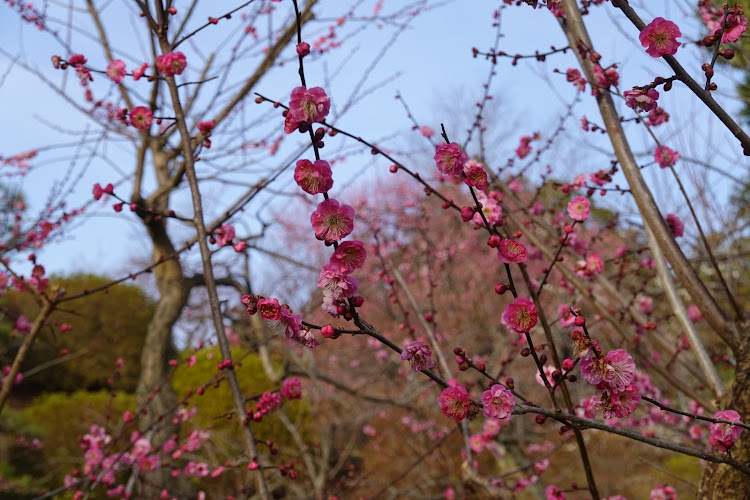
1,274 -> 155,393
170,348 -> 312,460
0,390 -> 134,495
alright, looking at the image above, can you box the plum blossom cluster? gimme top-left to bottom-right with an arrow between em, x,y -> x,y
156,51 -> 187,77
211,224 -> 246,252
242,295 -> 318,348
401,340 -> 435,372
654,145 -> 679,168
316,240 -> 366,317
66,426 -> 164,496
571,324 -> 641,419
709,409 -> 745,452
284,86 -> 331,133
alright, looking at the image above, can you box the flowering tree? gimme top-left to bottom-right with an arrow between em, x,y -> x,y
1,0 -> 750,498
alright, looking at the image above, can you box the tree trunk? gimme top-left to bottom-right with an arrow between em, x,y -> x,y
699,333 -> 750,499
135,218 -> 191,496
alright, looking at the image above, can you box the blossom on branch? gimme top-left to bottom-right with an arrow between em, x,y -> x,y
401,340 -> 435,372
623,88 -> 659,112
501,296 -> 538,333
654,145 -> 679,168
156,51 -> 187,76
437,383 -> 471,422
639,18 -> 681,57
105,60 -> 126,84
567,196 -> 590,222
709,409 -> 744,452
285,86 -> 331,133
434,142 -> 468,176
310,198 -> 355,242
481,384 -> 514,420
294,159 -> 334,195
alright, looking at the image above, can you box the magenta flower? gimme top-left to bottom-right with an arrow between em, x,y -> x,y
481,384 -> 514,419
601,383 -> 641,418
639,18 -> 681,57
434,142 -> 468,176
419,125 -> 434,138
197,120 -> 215,136
665,213 -> 684,238
130,106 -> 153,131
501,296 -> 538,333
310,198 -> 354,242
545,485 -> 566,500
646,107 -> 669,127
709,409 -> 744,452
567,196 -> 590,222
329,240 -> 367,274
603,348 -> 636,392
294,159 -> 334,195
437,384 -> 471,422
105,60 -> 126,84
214,224 -> 235,246
654,145 -> 679,168
624,88 -> 659,112
286,86 -> 331,133
688,304 -> 703,322
401,340 -> 435,372
649,484 -> 677,500
280,377 -> 302,400
559,305 -> 577,328
156,51 -> 187,76
516,135 -> 534,159
257,298 -> 282,321
713,13 -> 747,43
566,68 -> 586,92
497,238 -> 528,264
575,253 -> 603,279
464,164 -> 488,191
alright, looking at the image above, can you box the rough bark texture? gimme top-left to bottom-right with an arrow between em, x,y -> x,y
699,336 -> 750,499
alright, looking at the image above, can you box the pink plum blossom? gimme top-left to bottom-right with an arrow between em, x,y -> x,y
712,13 -> 747,43
567,196 -> 590,222
481,384 -> 515,419
709,409 -> 744,452
434,142 -> 468,176
624,88 -> 659,112
545,486 -> 566,500
654,145 -> 679,168
401,340 -> 435,372
130,106 -> 153,130
294,159 -> 334,195
688,304 -> 703,322
501,296 -> 538,333
310,198 -> 355,242
105,60 -> 126,83
497,239 -> 528,264
639,18 -> 681,57
156,51 -> 187,76
437,383 -> 471,422
285,86 -> 331,133
419,125 -> 434,138
665,213 -> 684,238
464,164 -> 488,191
329,240 -> 367,274
214,224 -> 235,246
650,484 -> 677,500
473,191 -> 502,226
281,377 -> 303,400
257,298 -> 282,321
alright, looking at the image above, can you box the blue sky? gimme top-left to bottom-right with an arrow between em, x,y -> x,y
0,0 -> 747,297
